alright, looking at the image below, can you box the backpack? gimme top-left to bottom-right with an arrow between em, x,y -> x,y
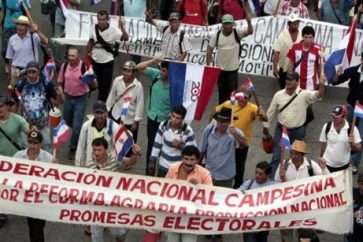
162,26 -> 185,55
178,0 -> 204,19
161,120 -> 188,135
61,61 -> 96,95
216,28 -> 242,56
284,158 -> 314,177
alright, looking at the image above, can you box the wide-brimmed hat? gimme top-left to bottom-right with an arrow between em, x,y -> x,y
12,16 -> 31,26
291,140 -> 308,154
214,107 -> 232,123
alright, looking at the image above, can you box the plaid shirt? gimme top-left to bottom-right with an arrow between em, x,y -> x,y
279,1 -> 310,19
155,22 -> 192,59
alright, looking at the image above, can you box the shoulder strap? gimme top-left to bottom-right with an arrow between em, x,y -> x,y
325,121 -> 332,138
95,24 -> 115,55
204,124 -> 215,154
41,78 -> 54,112
179,30 -> 185,54
62,62 -> 69,88
30,32 -> 36,61
162,25 -> 169,34
114,83 -> 136,105
347,122 -> 352,136
216,30 -> 221,48
0,126 -> 21,150
81,62 -> 86,74
307,158 -> 314,176
162,120 -> 169,131
247,178 -> 255,190
330,2 -> 343,25
279,90 -> 302,113
284,158 -> 289,169
181,123 -> 188,133
233,28 -> 242,56
148,76 -> 159,109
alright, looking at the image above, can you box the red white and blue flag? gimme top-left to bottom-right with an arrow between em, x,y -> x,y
230,91 -> 244,105
120,96 -> 131,118
244,76 -> 256,92
280,127 -> 291,150
53,120 -> 70,149
114,126 -> 133,162
169,62 -> 221,121
42,58 -> 56,85
81,56 -> 96,84
90,0 -> 102,5
324,20 -> 356,84
354,101 -> 363,119
246,0 -> 261,14
14,88 -> 24,105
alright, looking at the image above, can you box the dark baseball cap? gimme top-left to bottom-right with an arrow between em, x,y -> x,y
26,61 -> 40,72
168,12 -> 180,21
28,131 -> 43,143
0,94 -> 14,105
93,101 -> 107,112
330,105 -> 347,118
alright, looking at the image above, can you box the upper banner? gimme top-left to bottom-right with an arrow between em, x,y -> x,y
54,10 -> 363,79
0,155 -> 353,234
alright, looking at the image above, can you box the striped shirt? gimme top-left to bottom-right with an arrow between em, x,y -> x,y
150,121 -> 196,170
287,42 -> 322,91
86,154 -> 120,172
278,1 -> 310,19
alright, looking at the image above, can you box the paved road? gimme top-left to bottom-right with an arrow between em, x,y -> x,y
0,2 -> 359,242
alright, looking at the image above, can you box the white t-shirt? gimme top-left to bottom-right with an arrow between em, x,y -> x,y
90,24 -> 122,63
209,28 -> 246,71
319,120 -> 362,167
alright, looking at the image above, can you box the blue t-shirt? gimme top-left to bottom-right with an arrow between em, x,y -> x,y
0,0 -> 31,29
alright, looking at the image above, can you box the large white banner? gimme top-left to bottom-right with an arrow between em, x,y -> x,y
54,10 -> 363,78
0,155 -> 353,234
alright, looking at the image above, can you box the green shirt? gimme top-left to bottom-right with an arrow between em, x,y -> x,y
145,67 -> 171,122
0,113 -> 29,156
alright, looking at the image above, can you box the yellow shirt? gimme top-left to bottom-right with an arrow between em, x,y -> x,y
216,101 -> 260,144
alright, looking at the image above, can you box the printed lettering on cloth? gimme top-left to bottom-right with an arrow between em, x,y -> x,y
52,10 -> 363,87
168,62 -> 221,121
0,155 -> 353,234
324,20 -> 356,84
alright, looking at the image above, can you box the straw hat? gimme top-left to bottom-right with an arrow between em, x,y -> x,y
291,140 -> 308,154
12,16 -> 31,26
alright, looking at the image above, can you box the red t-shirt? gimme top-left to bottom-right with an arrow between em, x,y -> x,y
287,42 -> 321,91
218,0 -> 246,20
176,0 -> 208,25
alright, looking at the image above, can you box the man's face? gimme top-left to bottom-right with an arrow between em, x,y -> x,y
181,154 -> 198,173
0,103 -> 9,118
16,23 -> 28,35
285,78 -> 299,90
27,69 -> 40,83
290,0 -> 301,7
302,34 -> 314,47
97,14 -> 109,29
92,145 -> 107,162
290,150 -> 304,166
237,93 -> 249,107
28,140 -> 42,153
93,111 -> 107,126
332,115 -> 344,125
68,49 -> 80,64
222,23 -> 233,34
169,19 -> 180,32
289,22 -> 300,31
170,112 -> 183,127
160,67 -> 168,81
122,68 -> 135,82
255,168 -> 269,184
216,121 -> 229,133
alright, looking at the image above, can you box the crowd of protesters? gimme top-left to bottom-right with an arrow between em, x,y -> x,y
0,1 -> 363,242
